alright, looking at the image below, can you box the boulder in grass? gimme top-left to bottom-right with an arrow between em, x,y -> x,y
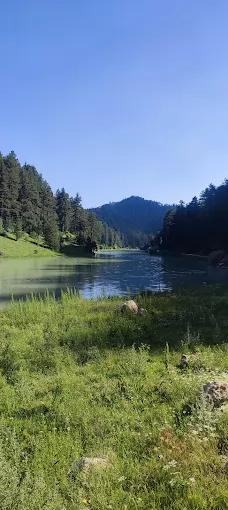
203,381 -> 228,407
118,300 -> 138,314
72,456 -> 110,474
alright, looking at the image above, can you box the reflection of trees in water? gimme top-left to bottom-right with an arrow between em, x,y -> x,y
28,262 -> 103,300
4,252 -> 228,307
159,256 -> 208,290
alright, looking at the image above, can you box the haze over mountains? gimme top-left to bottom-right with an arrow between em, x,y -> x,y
89,196 -> 173,247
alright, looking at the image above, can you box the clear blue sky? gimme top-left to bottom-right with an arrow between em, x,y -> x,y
1,1 -> 228,208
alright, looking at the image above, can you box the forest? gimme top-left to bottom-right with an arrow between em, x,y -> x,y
158,180 -> 228,254
0,151 -> 122,251
90,195 -> 172,247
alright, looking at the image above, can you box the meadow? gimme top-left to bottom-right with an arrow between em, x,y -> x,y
1,286 -> 228,509
0,234 -> 58,258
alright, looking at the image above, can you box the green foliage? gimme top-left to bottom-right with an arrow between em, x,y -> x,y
44,222 -> 60,252
0,151 -> 123,255
159,179 -> 228,254
14,218 -> 23,240
0,287 -> 228,507
0,217 -> 3,234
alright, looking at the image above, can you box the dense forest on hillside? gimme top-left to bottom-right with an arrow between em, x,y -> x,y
0,151 -> 122,251
89,196 -> 172,247
158,180 -> 228,254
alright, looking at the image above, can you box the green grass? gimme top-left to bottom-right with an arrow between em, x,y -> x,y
1,286 -> 228,508
0,235 -> 59,258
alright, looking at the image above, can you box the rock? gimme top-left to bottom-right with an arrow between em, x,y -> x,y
118,300 -> 138,314
138,308 -> 147,316
0,252 -> 5,256
72,456 -> 110,474
203,381 -> 228,407
208,250 -> 225,267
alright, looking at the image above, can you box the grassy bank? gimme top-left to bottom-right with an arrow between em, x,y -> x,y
0,235 -> 59,258
1,286 -> 228,508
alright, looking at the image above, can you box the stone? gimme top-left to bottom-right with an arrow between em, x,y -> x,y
118,300 -> 138,314
0,252 -> 5,256
72,456 -> 110,473
203,381 -> 228,407
138,307 -> 147,316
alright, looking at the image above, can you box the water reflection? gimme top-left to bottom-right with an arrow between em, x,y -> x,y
1,250 -> 227,307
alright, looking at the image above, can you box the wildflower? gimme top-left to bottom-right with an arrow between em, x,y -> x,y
192,430 -> 198,436
188,477 -> 196,484
163,460 -> 177,470
203,437 -> 209,442
168,460 -> 177,467
118,476 -> 126,482
82,498 -> 88,504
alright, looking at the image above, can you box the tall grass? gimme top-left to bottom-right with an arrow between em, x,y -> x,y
0,286 -> 228,508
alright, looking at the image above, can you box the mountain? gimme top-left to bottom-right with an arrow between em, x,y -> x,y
89,196 -> 173,247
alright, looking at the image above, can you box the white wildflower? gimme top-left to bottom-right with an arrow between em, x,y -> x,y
118,476 -> 126,482
168,460 -> 177,467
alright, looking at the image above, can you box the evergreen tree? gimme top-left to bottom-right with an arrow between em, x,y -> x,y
70,193 -> 83,236
44,221 -> 60,251
14,218 -> 23,241
56,188 -> 71,233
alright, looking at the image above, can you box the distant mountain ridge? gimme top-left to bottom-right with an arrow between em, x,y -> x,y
88,196 -> 173,247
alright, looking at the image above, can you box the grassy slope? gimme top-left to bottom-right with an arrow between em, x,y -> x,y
0,235 -> 58,258
1,287 -> 228,508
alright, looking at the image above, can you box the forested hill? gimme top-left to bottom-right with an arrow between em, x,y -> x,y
158,179 -> 228,254
89,196 -> 172,247
0,151 -> 122,250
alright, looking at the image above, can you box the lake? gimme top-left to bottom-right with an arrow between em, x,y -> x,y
0,250 -> 226,307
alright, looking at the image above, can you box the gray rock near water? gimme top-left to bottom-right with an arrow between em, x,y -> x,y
203,381 -> 228,407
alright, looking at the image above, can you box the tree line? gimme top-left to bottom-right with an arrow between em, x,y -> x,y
0,151 -> 122,251
158,180 -> 228,254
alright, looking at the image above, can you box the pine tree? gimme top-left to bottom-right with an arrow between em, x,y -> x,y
56,188 -> 71,233
14,218 -> 23,240
44,221 -> 60,251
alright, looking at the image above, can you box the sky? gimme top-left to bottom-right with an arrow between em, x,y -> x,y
1,0 -> 228,208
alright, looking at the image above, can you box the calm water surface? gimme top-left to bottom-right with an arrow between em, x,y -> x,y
0,250 -> 223,307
